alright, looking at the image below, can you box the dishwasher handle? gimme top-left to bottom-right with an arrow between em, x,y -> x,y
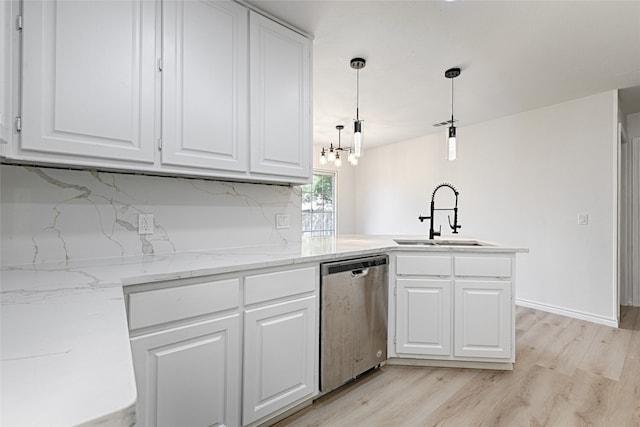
321,255 -> 388,276
351,268 -> 369,278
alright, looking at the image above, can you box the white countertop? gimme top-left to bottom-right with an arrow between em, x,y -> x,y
0,235 -> 526,426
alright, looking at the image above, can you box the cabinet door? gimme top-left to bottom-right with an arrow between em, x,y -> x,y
20,0 -> 156,163
162,0 -> 248,172
130,314 -> 240,427
1,0 -> 16,148
396,278 -> 451,356
243,295 -> 316,425
454,280 -> 511,359
249,11 -> 311,180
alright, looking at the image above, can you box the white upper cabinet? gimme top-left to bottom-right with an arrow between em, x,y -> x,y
1,0 -> 16,147
20,0 -> 157,164
249,11 -> 311,181
162,0 -> 248,172
7,1 -> 312,183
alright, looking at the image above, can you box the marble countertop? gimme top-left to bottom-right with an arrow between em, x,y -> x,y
0,235 -> 526,426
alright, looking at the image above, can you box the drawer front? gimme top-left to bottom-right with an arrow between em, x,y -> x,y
396,255 -> 451,276
454,257 -> 512,278
244,266 -> 317,305
128,278 -> 240,330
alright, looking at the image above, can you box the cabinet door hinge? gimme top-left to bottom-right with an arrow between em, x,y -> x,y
157,138 -> 162,151
15,117 -> 22,132
393,336 -> 397,344
157,58 -> 163,71
16,15 -> 23,31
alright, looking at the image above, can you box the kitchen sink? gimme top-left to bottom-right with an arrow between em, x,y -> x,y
393,239 -> 494,247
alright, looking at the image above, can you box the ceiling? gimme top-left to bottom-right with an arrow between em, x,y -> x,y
248,0 -> 640,150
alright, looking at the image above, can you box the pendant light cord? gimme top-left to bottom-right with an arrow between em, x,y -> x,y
451,77 -> 454,123
356,68 -> 360,121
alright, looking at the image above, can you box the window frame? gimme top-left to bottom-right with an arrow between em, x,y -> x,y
301,170 -> 337,237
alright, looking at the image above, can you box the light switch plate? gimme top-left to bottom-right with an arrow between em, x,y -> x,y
578,213 -> 589,225
276,213 -> 290,229
138,213 -> 154,234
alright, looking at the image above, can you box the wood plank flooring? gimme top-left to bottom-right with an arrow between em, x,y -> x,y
274,306 -> 640,427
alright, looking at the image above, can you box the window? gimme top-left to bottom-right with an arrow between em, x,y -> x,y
301,172 -> 336,237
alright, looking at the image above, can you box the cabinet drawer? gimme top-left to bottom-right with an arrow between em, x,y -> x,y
245,266 -> 317,305
454,257 -> 512,278
128,278 -> 240,330
396,255 -> 451,276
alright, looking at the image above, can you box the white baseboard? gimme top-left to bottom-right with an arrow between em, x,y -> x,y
516,298 -> 618,328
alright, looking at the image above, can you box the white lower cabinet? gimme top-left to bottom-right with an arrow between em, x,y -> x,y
394,253 -> 515,365
243,295 -> 316,425
127,277 -> 242,427
454,280 -> 511,358
396,278 -> 451,356
130,315 -> 241,427
127,265 -> 318,427
242,266 -> 318,426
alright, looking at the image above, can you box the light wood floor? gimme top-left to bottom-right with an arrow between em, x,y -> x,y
274,306 -> 640,427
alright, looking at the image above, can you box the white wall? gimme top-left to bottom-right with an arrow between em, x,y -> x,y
0,165 -> 301,266
312,145 -> 356,234
355,91 -> 618,325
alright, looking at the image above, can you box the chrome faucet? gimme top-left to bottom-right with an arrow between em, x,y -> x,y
418,183 -> 462,239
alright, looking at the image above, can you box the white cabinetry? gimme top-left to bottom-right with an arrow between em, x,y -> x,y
1,0 -> 17,147
454,280 -> 511,358
126,264 -> 318,427
249,11 -> 311,180
242,266 -> 318,426
130,315 -> 240,427
5,1 -> 312,184
394,252 -> 515,366
19,0 -> 156,165
453,256 -> 512,359
162,0 -> 248,172
128,278 -> 241,427
396,278 -> 451,356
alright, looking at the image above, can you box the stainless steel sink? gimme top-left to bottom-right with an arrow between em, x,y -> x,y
394,239 -> 493,247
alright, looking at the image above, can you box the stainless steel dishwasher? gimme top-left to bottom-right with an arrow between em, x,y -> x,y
320,255 -> 389,394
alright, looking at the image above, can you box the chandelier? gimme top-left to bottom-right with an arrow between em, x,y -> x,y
318,57 -> 367,167
319,125 -> 357,167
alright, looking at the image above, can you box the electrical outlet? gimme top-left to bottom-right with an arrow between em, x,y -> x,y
138,213 -> 154,234
276,213 -> 290,229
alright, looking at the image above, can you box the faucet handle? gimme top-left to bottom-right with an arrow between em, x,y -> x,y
448,215 -> 462,234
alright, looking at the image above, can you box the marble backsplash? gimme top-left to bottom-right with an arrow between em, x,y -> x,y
0,165 -> 302,266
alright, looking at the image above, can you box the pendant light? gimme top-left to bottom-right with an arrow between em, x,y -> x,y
445,67 -> 461,161
318,125 -> 358,167
351,58 -> 366,157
